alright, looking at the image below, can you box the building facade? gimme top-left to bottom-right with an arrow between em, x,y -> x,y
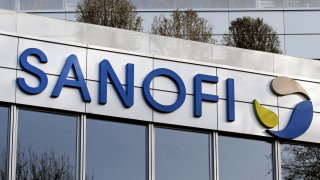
1,0 -> 320,59
0,9 -> 319,180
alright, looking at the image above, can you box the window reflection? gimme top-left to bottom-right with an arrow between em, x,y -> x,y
155,128 -> 210,180
16,110 -> 77,179
219,136 -> 273,180
0,0 -> 15,10
281,143 -> 320,179
86,118 -> 147,180
19,0 -> 64,10
0,106 -> 9,180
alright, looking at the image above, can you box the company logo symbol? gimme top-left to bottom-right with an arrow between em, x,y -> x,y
253,76 -> 313,139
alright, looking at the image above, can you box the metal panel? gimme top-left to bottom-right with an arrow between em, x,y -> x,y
85,25 -> 150,54
284,35 -> 320,59
150,34 -> 214,63
218,100 -> 278,137
153,59 -> 217,94
137,12 -> 171,33
86,49 -> 153,87
0,35 -> 18,69
16,71 -> 86,112
0,68 -> 16,103
229,11 -> 284,34
18,38 -> 87,78
85,80 -> 152,121
274,53 -> 320,79
153,90 -> 218,130
17,13 -> 86,43
0,9 -> 17,33
213,45 -> 274,72
278,108 -> 320,143
278,80 -> 320,112
198,12 -> 229,35
284,11 -> 320,34
217,68 -> 277,106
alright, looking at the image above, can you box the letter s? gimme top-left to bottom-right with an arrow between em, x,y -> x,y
17,48 -> 48,94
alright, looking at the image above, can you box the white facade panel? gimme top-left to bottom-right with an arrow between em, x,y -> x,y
217,68 -> 277,106
0,34 -> 18,69
86,49 -> 153,87
16,71 -> 86,112
86,81 -> 152,121
18,38 -> 87,78
153,59 -> 217,94
0,68 -> 16,103
218,100 -> 278,137
278,80 -> 320,112
153,90 -> 218,130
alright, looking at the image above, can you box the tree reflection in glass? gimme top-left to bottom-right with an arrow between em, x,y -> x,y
16,110 -> 77,180
281,143 -> 320,179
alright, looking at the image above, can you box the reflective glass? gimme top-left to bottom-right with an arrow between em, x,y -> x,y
155,128 -> 210,180
285,35 -> 320,59
219,136 -> 273,180
16,110 -> 77,179
19,0 -> 64,10
0,0 -> 15,10
257,0 -> 285,8
213,0 -> 229,8
143,0 -> 174,9
230,0 -> 256,8
281,143 -> 320,179
175,0 -> 210,8
86,119 -> 147,180
0,106 -> 9,179
66,12 -> 77,21
66,0 -> 80,10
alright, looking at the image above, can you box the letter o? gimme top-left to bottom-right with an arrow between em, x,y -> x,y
143,68 -> 186,113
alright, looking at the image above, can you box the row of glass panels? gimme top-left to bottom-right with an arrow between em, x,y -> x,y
0,105 -> 318,179
1,0 -> 320,11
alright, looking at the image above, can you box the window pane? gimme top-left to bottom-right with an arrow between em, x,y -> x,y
281,143 -> 320,179
155,128 -> 210,180
0,106 -> 9,179
0,0 -> 15,10
66,0 -> 80,10
86,119 -> 147,180
175,0 -> 210,8
19,0 -> 64,10
230,0 -> 256,8
16,110 -> 77,179
219,136 -> 273,180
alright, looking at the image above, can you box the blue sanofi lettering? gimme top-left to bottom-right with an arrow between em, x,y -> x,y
143,68 -> 186,113
17,48 -> 227,118
194,74 -> 219,117
99,60 -> 134,108
17,48 -> 48,94
51,54 -> 91,102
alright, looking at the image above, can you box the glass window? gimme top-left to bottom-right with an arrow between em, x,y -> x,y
219,136 -> 273,180
66,0 -> 80,10
16,110 -> 77,179
19,0 -> 64,10
0,0 -> 16,10
86,118 -> 147,180
230,0 -> 256,8
281,143 -> 320,179
155,128 -> 211,180
175,0 -> 210,9
0,106 -> 9,179
213,0 -> 229,8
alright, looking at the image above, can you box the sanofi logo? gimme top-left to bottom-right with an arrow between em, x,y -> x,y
16,48 -> 313,140
253,76 -> 313,139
